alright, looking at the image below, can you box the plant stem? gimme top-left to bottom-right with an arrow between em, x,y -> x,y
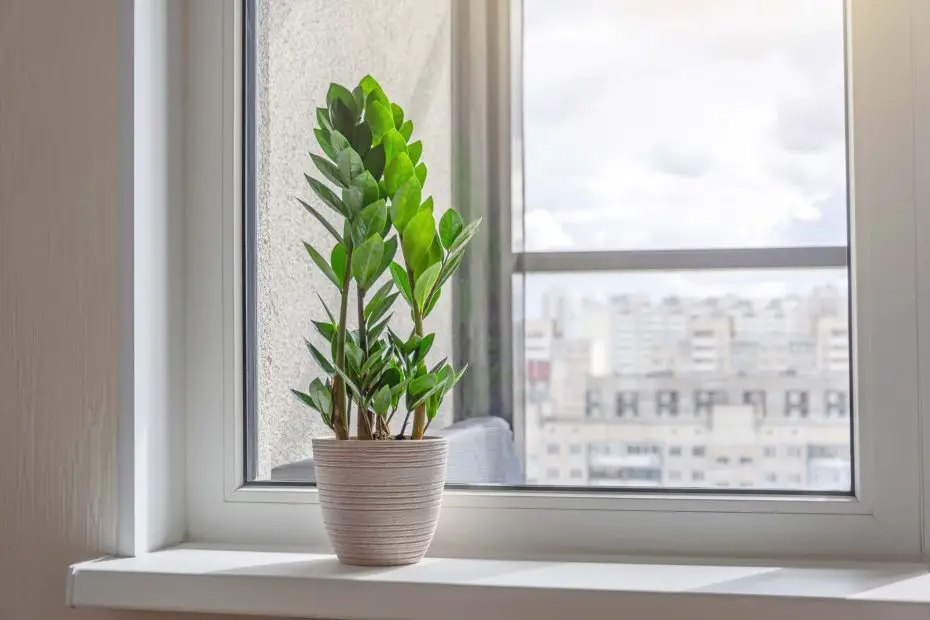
356,287 -> 373,440
408,268 -> 428,440
331,240 -> 354,440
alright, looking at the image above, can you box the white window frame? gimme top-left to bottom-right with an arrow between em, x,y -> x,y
174,0 -> 930,561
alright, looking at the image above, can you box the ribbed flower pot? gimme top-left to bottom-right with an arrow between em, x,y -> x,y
312,436 -> 449,566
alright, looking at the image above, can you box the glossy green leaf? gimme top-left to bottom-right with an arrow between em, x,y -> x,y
419,195 -> 434,214
372,385 -> 392,415
329,98 -> 356,138
414,262 -> 441,312
351,199 -> 387,246
352,234 -> 384,289
411,333 -> 435,367
364,280 -> 395,318
314,128 -> 337,161
367,314 -> 392,344
407,140 -> 423,166
363,143 -> 386,180
445,217 -> 482,262
390,261 -> 413,305
297,197 -> 342,243
315,292 -> 336,324
310,154 -> 345,188
401,210 -> 436,273
439,208 -> 464,249
332,363 -> 363,400
330,243 -> 347,278
316,107 -> 332,131
365,100 -> 394,142
344,339 -> 363,373
365,83 -> 390,111
399,119 -> 413,142
408,373 -> 437,398
375,235 -> 398,283
391,102 -> 404,129
359,75 -> 382,98
424,286 -> 441,317
329,130 -> 352,155
351,85 -> 365,115
384,152 -> 415,197
381,129 -> 407,166
304,242 -> 341,289
305,174 -> 349,218
390,178 -> 421,234
312,320 -> 336,343
342,171 -> 379,216
326,83 -> 358,120
338,148 -> 364,186
304,338 -> 335,374
351,123 -> 372,158
415,162 -> 427,186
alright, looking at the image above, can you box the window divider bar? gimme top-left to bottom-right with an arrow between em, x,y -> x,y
514,246 -> 849,273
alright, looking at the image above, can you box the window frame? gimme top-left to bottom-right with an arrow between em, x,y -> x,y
182,0 -> 930,561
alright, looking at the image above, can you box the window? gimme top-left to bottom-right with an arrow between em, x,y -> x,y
740,456 -> 753,465
763,445 -> 777,458
547,444 -> 560,455
694,390 -> 726,416
785,390 -> 810,417
615,390 -> 639,417
668,446 -> 682,457
182,0 -> 930,562
656,390 -> 679,416
692,446 -> 706,458
569,444 -> 583,456
825,390 -> 848,416
570,468 -> 584,480
743,390 -> 767,417
786,446 -> 803,458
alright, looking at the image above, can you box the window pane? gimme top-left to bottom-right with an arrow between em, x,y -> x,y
519,270 -> 852,491
250,0 -> 453,481
519,0 -> 848,252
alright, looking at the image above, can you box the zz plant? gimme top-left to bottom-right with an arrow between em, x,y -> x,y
292,75 -> 480,441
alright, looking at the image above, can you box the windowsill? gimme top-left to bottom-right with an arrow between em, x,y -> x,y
68,545 -> 930,620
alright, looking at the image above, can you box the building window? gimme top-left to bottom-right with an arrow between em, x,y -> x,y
656,390 -> 679,416
740,456 -> 753,465
694,389 -> 727,415
615,390 -> 639,417
763,445 -> 777,458
669,446 -> 682,457
786,446 -> 802,458
785,390 -> 810,417
585,389 -> 601,418
692,446 -> 706,458
743,390 -> 767,416
765,473 -> 778,483
692,471 -> 705,482
546,469 -> 561,480
716,456 -> 729,465
825,390 -> 848,417
547,444 -> 560,455
569,444 -> 583,456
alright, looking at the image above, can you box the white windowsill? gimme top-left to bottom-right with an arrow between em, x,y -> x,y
67,545 -> 930,620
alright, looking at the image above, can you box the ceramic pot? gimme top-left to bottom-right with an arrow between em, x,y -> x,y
311,436 -> 449,566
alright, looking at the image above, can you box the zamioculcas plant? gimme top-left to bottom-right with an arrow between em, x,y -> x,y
293,75 -> 480,441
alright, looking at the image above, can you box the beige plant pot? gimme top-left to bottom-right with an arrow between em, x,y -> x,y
311,436 -> 449,566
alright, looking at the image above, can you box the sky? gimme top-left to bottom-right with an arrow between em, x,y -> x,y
518,0 -> 849,310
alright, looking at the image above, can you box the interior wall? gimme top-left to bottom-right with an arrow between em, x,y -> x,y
0,1 -> 288,618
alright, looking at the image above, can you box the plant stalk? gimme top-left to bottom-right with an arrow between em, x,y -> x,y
331,240 -> 354,440
408,268 -> 428,440
356,287 -> 373,440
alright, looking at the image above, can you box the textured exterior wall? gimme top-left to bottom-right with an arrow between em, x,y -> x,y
255,0 -> 453,478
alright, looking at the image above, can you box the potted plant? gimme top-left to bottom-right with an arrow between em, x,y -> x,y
292,75 -> 480,566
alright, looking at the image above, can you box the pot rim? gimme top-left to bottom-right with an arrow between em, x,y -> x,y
311,436 -> 448,443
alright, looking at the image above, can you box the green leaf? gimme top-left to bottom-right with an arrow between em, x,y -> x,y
410,379 -> 447,411
384,153 -> 415,196
361,348 -> 387,379
316,107 -> 332,131
326,83 -> 358,121
304,242 -> 342,289
329,99 -> 356,138
352,85 -> 365,115
439,208 -> 465,249
381,129 -> 407,166
407,140 -> 423,166
445,217 -> 482,262
363,143 -> 386,180
330,243 -> 347,278
329,130 -> 352,155
359,75 -> 383,98
414,262 -> 441,312
305,174 -> 349,217
310,154 -> 345,189
292,389 -> 316,409
378,366 -> 402,390
411,333 -> 435,366
365,100 -> 395,143
297,197 -> 342,243
352,123 -> 372,157
390,178 -> 421,234
391,102 -> 404,129
344,339 -> 363,373
352,234 -> 384,289
352,200 -> 387,246
435,253 -> 463,293
424,286 -> 441,317
332,364 -> 363,401
342,172 -> 379,216
367,313 -> 392,344
415,162 -> 427,186
408,373 -> 437,398
312,320 -> 336,343
364,280 -> 395,319
399,120 -> 413,142
316,292 -> 336,324
372,385 -> 392,415
419,195 -> 434,214
315,128 -> 337,161
305,338 -> 335,374
365,83 -> 390,111
401,210 -> 436,273
390,261 -> 413,305
338,148 -> 364,186
375,236 -> 398,283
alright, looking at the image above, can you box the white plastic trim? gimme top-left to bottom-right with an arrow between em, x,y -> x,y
68,546 -> 930,620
